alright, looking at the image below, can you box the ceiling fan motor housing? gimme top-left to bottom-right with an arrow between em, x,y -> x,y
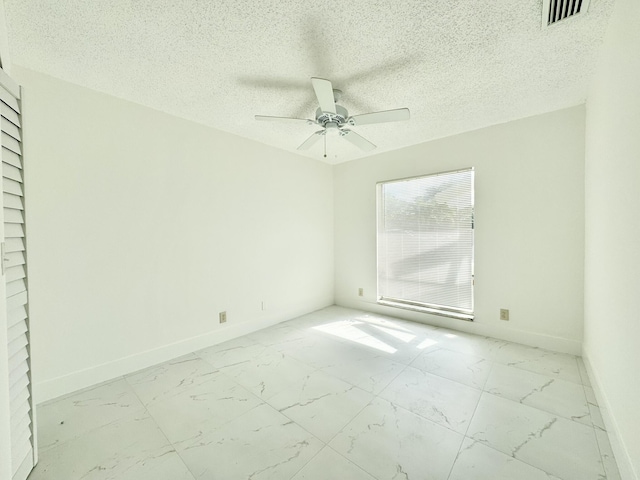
316,105 -> 348,127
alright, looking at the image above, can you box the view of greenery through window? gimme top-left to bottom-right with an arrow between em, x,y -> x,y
377,170 -> 474,315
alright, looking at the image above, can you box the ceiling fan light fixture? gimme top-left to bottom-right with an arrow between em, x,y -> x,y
325,123 -> 341,136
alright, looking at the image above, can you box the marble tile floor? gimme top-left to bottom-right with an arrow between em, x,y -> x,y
29,306 -> 622,480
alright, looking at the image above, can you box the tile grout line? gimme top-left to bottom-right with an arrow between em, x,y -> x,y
282,312 -> 421,480
284,313 -> 416,480
452,357 -> 593,480
445,359 -> 496,480
122,371 -> 202,480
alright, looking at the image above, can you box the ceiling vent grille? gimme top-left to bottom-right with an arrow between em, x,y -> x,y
543,0 -> 591,27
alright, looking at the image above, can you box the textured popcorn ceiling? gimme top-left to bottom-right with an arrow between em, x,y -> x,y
4,0 -> 614,164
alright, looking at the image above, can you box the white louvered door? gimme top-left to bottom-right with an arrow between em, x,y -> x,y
1,70 -> 35,480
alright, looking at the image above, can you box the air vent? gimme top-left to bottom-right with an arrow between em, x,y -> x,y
542,0 -> 591,27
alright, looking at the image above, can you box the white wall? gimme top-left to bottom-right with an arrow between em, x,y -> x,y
14,66 -> 334,403
334,106 -> 585,354
584,0 -> 640,477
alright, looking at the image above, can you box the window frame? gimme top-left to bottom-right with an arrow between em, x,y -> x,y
376,168 -> 475,321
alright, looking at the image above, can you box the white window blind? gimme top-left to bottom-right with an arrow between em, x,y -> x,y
377,169 -> 474,318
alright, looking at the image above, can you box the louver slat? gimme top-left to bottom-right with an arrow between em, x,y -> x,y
5,237 -> 25,253
5,223 -> 24,238
8,346 -> 28,379
7,305 -> 27,330
2,132 -> 21,155
5,251 -> 26,268
3,162 -> 23,182
3,177 -> 22,196
11,431 -> 32,474
1,117 -> 21,141
4,192 -> 24,210
4,208 -> 24,224
6,278 -> 27,297
0,88 -> 20,113
1,102 -> 20,127
2,147 -> 22,169
6,265 -> 26,283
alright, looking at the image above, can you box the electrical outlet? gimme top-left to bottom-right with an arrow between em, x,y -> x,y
219,311 -> 227,323
500,309 -> 509,321
358,288 -> 364,297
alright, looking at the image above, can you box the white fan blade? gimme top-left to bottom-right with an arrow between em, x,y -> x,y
297,131 -> 324,150
255,115 -> 315,125
348,108 -> 410,126
311,77 -> 336,114
341,129 -> 376,152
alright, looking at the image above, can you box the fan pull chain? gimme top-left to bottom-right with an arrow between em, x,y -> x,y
324,134 -> 327,158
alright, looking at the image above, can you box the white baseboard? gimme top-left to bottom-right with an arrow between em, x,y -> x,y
336,298 -> 582,355
581,352 -> 638,480
35,315 -> 289,404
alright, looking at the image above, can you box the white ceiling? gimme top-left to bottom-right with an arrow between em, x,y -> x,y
4,0 -> 614,164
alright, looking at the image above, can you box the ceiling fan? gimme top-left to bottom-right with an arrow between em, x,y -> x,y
255,77 -> 410,155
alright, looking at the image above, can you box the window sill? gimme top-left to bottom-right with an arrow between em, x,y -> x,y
377,300 -> 474,322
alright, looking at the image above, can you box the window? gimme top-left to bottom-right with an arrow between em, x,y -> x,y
377,169 -> 474,319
